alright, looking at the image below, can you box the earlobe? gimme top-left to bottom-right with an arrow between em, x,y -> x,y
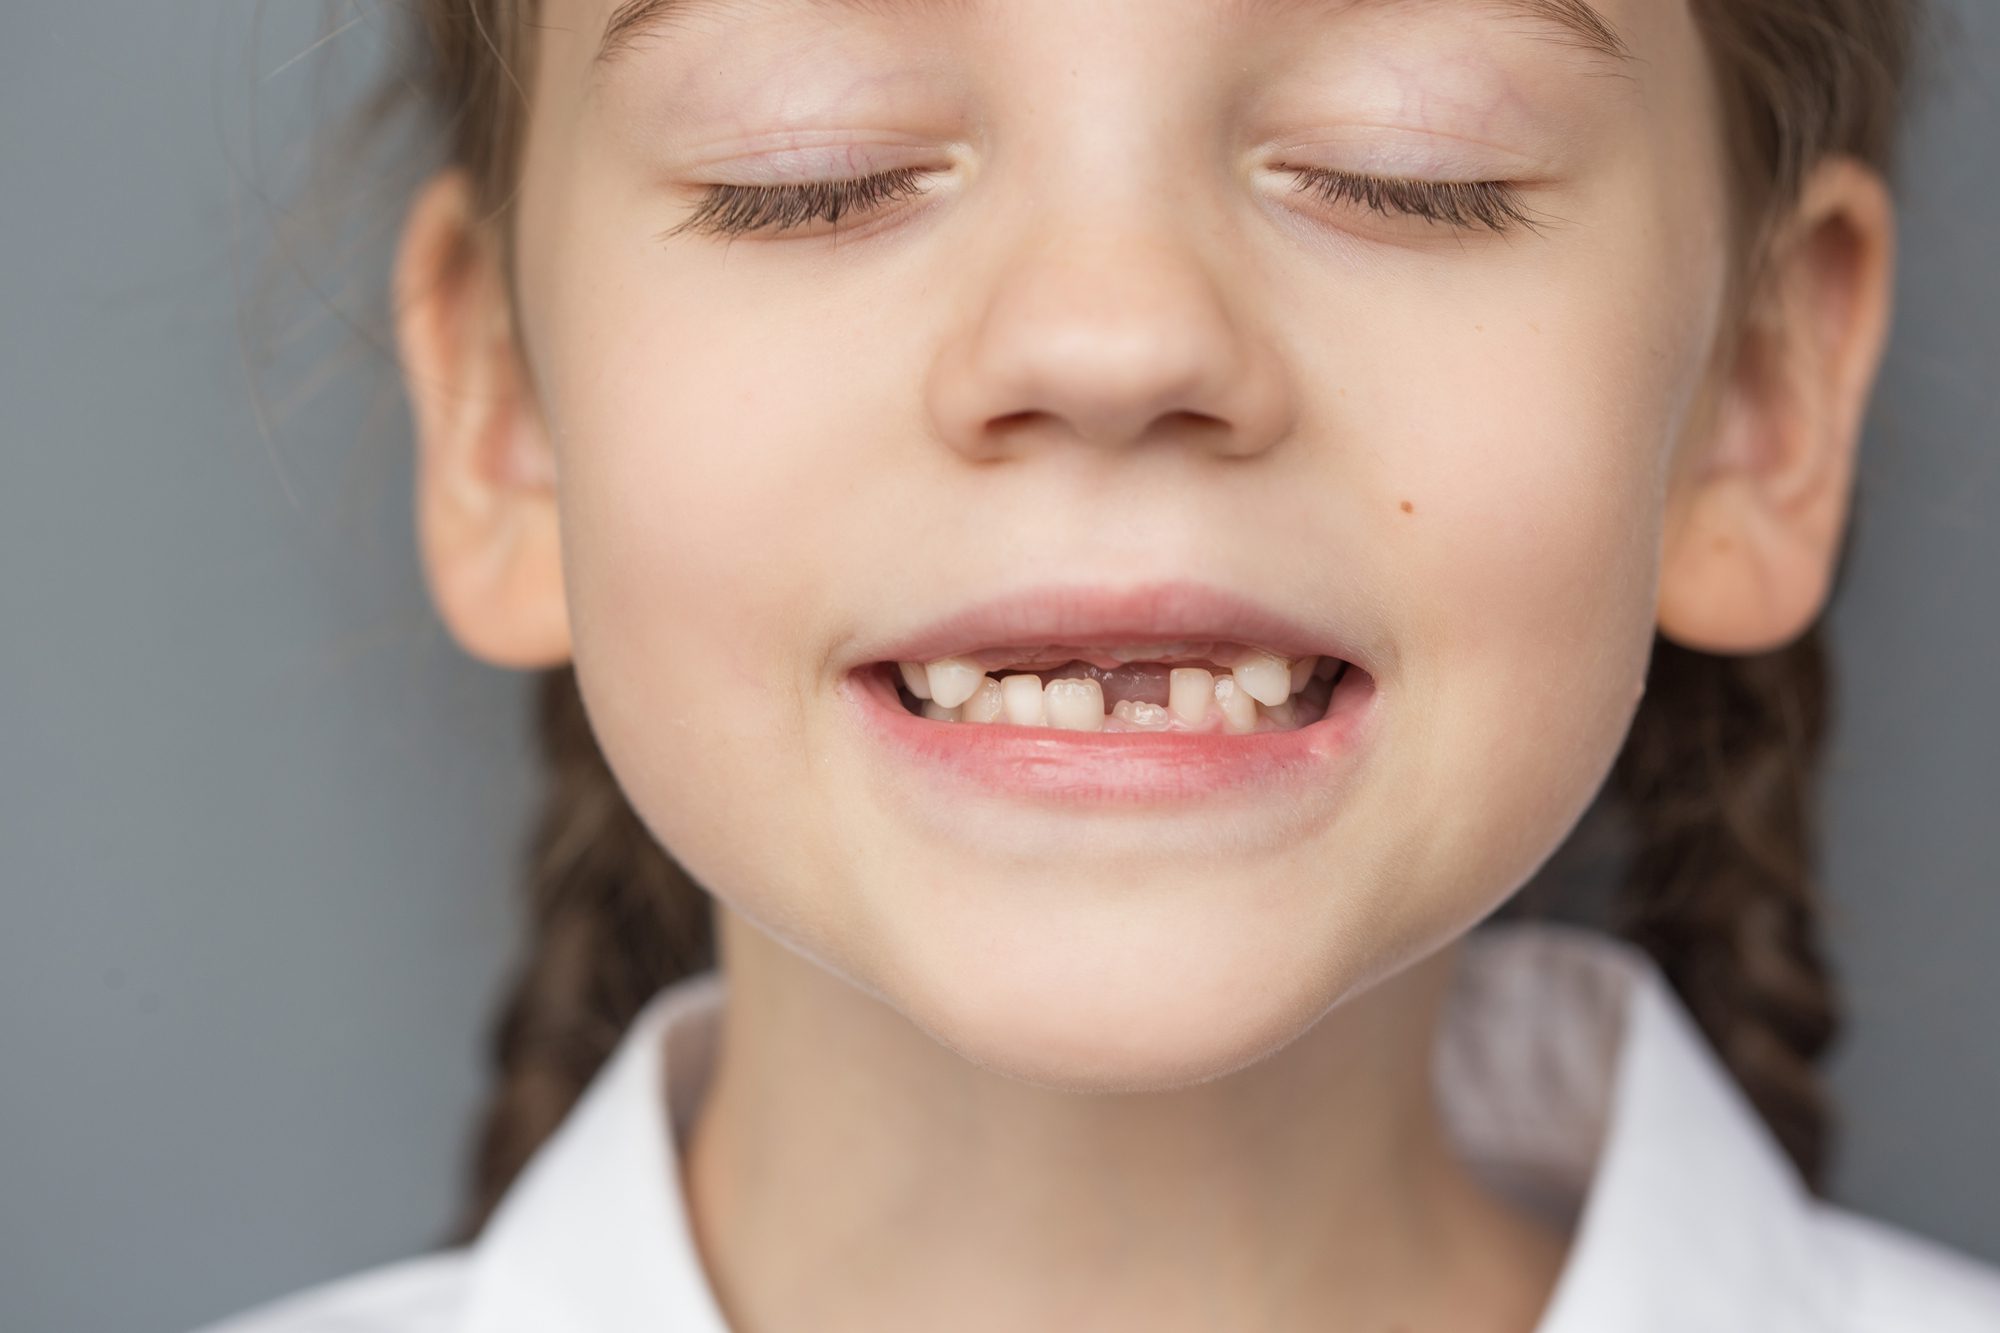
393,169 -> 571,670
1658,156 -> 1896,657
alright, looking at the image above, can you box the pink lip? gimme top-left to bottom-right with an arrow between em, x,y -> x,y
839,580 -> 1382,805
847,579 -> 1371,670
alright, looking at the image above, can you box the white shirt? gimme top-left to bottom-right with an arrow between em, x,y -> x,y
191,920 -> 2000,1332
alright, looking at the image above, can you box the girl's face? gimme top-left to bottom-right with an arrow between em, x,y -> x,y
417,0 -> 1871,1086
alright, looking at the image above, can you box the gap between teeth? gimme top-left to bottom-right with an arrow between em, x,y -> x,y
896,651 -> 1337,735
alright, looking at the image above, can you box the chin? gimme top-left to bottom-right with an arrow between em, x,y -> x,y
869,874 -> 1363,1095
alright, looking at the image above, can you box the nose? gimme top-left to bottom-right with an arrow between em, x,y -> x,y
925,218 -> 1296,465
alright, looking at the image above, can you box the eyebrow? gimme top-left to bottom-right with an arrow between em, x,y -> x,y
595,0 -> 1632,68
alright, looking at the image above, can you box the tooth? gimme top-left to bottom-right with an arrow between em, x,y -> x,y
1213,675 -> 1259,734
898,661 -> 933,701
1313,656 -> 1340,681
1000,673 -> 1047,726
1260,697 -> 1300,729
962,677 -> 1006,724
1169,668 -> 1214,725
922,700 -> 963,723
1231,650 -> 1292,707
1289,657 -> 1315,694
1045,678 -> 1106,732
1112,699 -> 1172,731
925,658 -> 985,709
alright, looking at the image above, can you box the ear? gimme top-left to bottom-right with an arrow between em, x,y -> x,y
393,169 -> 570,670
1658,155 -> 1897,654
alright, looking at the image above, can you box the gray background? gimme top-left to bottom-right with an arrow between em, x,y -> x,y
1,3 -> 1994,1331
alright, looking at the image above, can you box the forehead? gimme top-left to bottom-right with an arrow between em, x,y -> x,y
592,0 -> 1633,67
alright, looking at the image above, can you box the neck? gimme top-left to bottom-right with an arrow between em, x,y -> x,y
681,904 -> 1567,1333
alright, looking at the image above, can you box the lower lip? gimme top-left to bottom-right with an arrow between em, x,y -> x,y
839,662 -> 1380,806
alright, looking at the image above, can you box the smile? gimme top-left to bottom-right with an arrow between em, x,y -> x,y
839,581 -> 1382,806
889,646 -> 1352,734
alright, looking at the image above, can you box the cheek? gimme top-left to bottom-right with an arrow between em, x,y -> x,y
530,248 -> 869,894
1412,331 -> 1661,815
1400,321 -> 1672,668
1329,234 -> 1713,901
558,343 -> 811,700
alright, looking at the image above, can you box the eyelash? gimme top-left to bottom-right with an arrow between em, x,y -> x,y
1287,166 -> 1540,236
663,164 -> 1539,240
664,167 -> 933,240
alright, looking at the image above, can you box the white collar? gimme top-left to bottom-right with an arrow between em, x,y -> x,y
454,920 -> 1832,1332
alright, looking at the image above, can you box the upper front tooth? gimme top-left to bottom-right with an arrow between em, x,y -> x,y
899,661 -> 934,700
1044,678 -> 1106,732
925,658 -> 986,709
1289,656 -> 1315,694
1231,650 -> 1293,707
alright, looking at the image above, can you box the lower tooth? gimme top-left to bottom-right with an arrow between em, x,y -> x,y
1000,674 -> 1046,726
1168,667 -> 1214,725
1260,697 -> 1299,729
1213,676 -> 1259,734
962,677 -> 1006,724
1045,677 -> 1105,732
922,700 -> 963,723
1112,700 -> 1172,731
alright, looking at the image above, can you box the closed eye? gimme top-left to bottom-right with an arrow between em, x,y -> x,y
1283,165 -> 1543,235
661,163 -> 1543,241
662,166 -> 933,241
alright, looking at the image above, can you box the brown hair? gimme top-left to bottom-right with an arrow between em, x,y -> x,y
380,0 -> 1924,1244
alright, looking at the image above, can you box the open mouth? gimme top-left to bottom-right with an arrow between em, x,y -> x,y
869,642 -> 1368,735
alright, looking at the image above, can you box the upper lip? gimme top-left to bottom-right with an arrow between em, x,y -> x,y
849,579 -> 1367,672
